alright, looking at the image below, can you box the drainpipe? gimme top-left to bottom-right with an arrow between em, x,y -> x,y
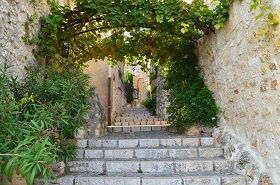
107,65 -> 112,126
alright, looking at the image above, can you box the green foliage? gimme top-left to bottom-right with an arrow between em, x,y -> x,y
124,71 -> 134,104
249,0 -> 278,41
0,63 -> 94,185
164,46 -> 219,132
33,0 -> 230,67
28,0 -> 229,132
141,97 -> 157,116
24,0 -> 230,132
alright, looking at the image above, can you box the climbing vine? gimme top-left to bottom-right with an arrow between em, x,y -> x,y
33,0 -> 230,137
249,0 -> 279,41
34,0 -> 230,68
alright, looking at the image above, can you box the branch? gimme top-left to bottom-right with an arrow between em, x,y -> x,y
64,17 -> 104,29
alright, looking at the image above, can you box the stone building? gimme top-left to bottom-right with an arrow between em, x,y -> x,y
84,59 -> 125,126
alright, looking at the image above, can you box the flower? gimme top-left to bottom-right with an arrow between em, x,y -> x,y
191,102 -> 195,106
212,94 -> 215,99
211,117 -> 216,121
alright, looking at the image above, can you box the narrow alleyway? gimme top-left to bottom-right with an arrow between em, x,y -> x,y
108,106 -> 170,132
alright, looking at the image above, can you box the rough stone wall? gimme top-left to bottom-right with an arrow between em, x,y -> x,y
111,62 -> 125,118
0,0 -> 73,80
197,0 -> 280,184
0,0 -> 47,79
133,65 -> 149,105
156,66 -> 169,119
74,90 -> 107,138
84,91 -> 107,137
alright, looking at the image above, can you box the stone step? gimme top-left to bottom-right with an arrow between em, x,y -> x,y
115,117 -> 162,122
68,158 -> 233,173
107,125 -> 170,132
59,172 -> 246,185
76,136 -> 215,148
113,120 -> 167,125
76,147 -> 223,159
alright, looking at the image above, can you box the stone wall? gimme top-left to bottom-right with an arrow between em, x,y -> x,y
156,66 -> 169,119
0,0 -> 47,79
197,0 -> 280,184
85,60 -> 125,124
133,64 -> 149,105
111,62 -> 125,118
83,91 -> 107,137
0,0 -> 73,80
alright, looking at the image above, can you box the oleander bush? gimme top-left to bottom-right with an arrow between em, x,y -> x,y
0,63 -> 94,185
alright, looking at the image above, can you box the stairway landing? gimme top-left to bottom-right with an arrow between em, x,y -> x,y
107,106 -> 170,132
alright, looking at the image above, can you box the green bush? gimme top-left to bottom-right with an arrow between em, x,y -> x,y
124,71 -> 134,104
141,97 -> 156,116
0,63 -> 94,185
164,49 -> 219,132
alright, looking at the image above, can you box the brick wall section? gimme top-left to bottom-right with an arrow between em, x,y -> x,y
197,0 -> 280,184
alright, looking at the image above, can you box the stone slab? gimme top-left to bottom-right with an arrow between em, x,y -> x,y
169,148 -> 198,158
135,148 -> 169,159
106,161 -> 140,173
88,139 -> 102,148
220,175 -> 246,185
142,177 -> 182,185
77,140 -> 88,148
68,161 -> 104,173
160,138 -> 182,147
103,140 -> 118,148
200,137 -> 215,146
141,161 -> 174,173
118,139 -> 139,148
198,148 -> 224,158
182,138 -> 200,147
104,177 -> 141,185
174,160 -> 213,173
104,149 -> 134,159
183,175 -> 221,185
141,126 -> 152,131
84,149 -> 103,159
214,159 -> 233,171
139,139 -> 160,147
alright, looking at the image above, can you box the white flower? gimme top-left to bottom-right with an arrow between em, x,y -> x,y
212,94 -> 215,99
191,102 -> 195,106
211,117 -> 216,121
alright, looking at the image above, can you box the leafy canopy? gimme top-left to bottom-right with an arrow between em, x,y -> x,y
38,0 -> 230,67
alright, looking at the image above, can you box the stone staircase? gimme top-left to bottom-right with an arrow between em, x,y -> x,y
58,130 -> 246,185
107,106 -> 170,132
57,106 -> 246,185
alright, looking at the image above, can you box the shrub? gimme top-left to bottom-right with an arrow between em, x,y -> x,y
0,63 -> 94,185
164,50 -> 219,132
124,71 -> 134,104
141,97 -> 156,116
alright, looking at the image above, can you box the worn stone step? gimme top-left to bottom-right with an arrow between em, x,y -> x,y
76,136 -> 215,149
113,120 -> 167,125
68,158 -> 233,173
58,172 -> 246,185
107,125 -> 171,132
115,117 -> 162,122
76,147 -> 223,159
